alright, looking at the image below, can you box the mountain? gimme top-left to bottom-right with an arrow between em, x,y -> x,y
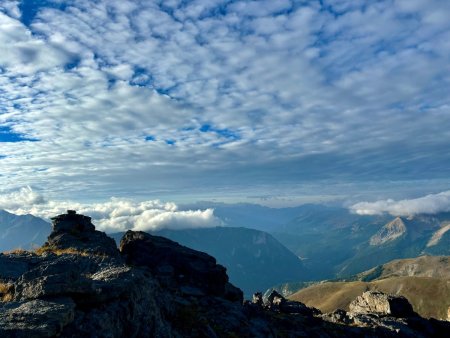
0,210 -> 51,252
271,207 -> 391,280
2,210 -> 449,337
287,256 -> 450,320
269,208 -> 450,279
112,226 -> 307,296
369,217 -> 407,245
336,215 -> 446,276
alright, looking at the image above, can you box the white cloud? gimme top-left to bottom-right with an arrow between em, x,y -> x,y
0,1 -> 449,202
350,190 -> 450,216
0,187 -> 221,232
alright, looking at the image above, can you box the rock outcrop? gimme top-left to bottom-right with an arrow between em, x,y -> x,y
370,217 -> 407,245
120,230 -> 243,302
1,211 -> 449,337
43,210 -> 119,257
349,291 -> 416,317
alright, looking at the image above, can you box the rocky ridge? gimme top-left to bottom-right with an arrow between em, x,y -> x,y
0,211 -> 449,337
370,217 -> 407,246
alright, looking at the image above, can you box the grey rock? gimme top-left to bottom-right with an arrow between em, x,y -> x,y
120,230 -> 243,303
43,210 -> 120,258
322,308 -> 353,325
349,291 -> 416,318
0,298 -> 75,337
0,254 -> 30,282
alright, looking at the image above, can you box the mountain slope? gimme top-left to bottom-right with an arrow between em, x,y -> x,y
112,226 -> 307,296
288,255 -> 450,320
369,217 -> 407,245
0,210 -> 51,252
289,276 -> 450,320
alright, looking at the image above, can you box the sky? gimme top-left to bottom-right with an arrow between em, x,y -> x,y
1,0 -> 450,224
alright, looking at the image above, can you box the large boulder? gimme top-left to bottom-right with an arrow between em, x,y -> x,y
349,291 -> 416,318
120,230 -> 243,303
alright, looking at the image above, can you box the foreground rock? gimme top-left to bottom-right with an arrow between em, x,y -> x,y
1,211 -> 449,337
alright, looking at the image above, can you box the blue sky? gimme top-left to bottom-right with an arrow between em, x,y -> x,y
1,0 -> 450,210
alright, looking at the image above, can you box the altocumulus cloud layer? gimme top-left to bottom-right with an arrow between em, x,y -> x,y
350,190 -> 450,216
0,0 -> 450,202
0,187 -> 221,232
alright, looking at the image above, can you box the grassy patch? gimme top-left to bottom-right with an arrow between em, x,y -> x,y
0,283 -> 14,302
34,246 -> 91,257
2,248 -> 29,255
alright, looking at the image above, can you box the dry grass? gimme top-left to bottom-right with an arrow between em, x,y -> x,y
289,276 -> 450,320
34,246 -> 91,257
0,283 -> 14,302
2,248 -> 29,255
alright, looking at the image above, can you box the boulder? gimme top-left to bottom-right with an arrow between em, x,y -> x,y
120,230 -> 243,303
349,291 -> 416,318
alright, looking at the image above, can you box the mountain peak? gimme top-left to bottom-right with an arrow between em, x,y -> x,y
370,217 -> 407,246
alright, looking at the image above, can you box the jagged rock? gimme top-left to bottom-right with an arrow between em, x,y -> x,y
0,254 -> 30,282
370,217 -> 406,246
43,210 -> 119,257
322,308 -> 353,324
265,290 -> 319,315
252,292 -> 264,306
120,230 -> 243,303
0,298 -> 75,337
349,291 -> 416,318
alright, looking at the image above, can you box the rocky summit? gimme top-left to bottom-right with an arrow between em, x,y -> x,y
0,211 -> 449,337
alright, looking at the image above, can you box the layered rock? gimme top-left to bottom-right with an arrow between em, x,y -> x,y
43,210 -> 119,257
120,230 -> 243,302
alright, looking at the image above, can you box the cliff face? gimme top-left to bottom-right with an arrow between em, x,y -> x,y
0,211 -> 449,337
370,217 -> 407,246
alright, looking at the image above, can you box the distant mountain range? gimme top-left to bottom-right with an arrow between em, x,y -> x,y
0,210 -> 50,252
286,255 -> 450,320
268,206 -> 450,279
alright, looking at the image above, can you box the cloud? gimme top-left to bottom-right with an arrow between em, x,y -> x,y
0,187 -> 221,232
350,190 -> 450,216
0,1 -> 450,203
0,186 -> 46,210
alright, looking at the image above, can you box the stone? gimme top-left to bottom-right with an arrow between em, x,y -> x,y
43,210 -> 120,257
323,309 -> 353,325
265,290 -> 319,316
0,298 -> 75,337
349,291 -> 416,318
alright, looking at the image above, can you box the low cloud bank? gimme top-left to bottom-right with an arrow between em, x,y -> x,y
350,190 -> 450,216
0,187 -> 221,232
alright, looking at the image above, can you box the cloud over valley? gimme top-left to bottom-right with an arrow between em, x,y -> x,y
0,187 -> 221,232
